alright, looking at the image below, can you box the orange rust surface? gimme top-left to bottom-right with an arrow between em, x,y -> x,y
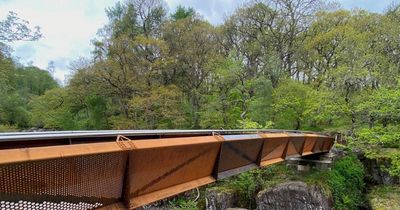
286,134 -> 306,157
129,176 -> 215,209
0,142 -> 124,164
217,135 -> 264,174
130,136 -> 221,149
0,132 -> 335,209
322,137 -> 334,152
125,136 -> 221,208
98,202 -> 128,210
0,151 -> 127,206
259,133 -> 289,167
302,134 -> 319,155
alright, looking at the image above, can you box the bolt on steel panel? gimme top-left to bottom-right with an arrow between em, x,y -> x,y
258,133 -> 290,167
124,136 -> 221,209
0,142 -> 128,209
215,134 -> 264,179
285,133 -> 306,158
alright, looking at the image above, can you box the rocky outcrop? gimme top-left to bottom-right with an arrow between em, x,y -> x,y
362,157 -> 399,185
256,181 -> 333,210
206,188 -> 237,210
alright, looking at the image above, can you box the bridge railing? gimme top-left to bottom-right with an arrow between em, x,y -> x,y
0,131 -> 334,209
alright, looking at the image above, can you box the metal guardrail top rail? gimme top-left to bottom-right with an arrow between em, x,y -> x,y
0,129 -> 327,141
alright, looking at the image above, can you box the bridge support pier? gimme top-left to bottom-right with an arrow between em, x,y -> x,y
286,152 -> 335,172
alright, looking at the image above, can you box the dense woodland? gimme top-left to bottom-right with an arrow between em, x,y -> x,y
0,0 -> 400,146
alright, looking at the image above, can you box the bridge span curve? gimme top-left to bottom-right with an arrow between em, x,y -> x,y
0,130 -> 334,209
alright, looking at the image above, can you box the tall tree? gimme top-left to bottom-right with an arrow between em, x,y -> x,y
0,11 -> 42,42
162,17 -> 221,128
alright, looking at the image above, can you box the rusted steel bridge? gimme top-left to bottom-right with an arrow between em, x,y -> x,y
0,129 -> 334,209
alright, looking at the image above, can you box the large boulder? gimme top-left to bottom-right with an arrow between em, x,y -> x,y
256,181 -> 332,210
206,187 -> 237,210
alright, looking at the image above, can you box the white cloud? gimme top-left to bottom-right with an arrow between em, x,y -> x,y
0,0 -> 116,83
0,0 -> 395,84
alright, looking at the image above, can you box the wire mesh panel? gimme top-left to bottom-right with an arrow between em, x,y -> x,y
0,143 -> 127,210
216,134 -> 264,179
124,136 -> 221,209
259,133 -> 289,167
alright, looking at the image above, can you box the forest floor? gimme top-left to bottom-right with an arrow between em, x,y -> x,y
368,185 -> 400,210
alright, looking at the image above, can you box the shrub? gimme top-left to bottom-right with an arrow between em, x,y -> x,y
328,155 -> 365,210
0,124 -> 18,132
354,126 -> 400,148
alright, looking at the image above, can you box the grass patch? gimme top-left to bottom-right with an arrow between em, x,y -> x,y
0,124 -> 18,132
368,185 -> 400,210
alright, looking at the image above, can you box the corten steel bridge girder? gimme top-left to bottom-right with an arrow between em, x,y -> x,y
0,130 -> 334,210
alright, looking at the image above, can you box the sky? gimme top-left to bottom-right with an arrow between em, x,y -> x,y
0,0 -> 395,83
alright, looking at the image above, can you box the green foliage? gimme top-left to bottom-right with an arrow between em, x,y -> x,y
368,185 -> 400,210
272,80 -> 325,130
246,77 -> 273,125
199,59 -> 243,129
228,171 -> 258,207
108,115 -> 136,130
0,124 -> 18,132
356,87 -> 400,126
328,156 -> 365,210
171,5 -> 195,20
0,46 -> 58,129
355,126 -> 400,148
29,88 -> 76,130
222,166 -> 283,209
129,85 -> 186,129
85,95 -> 108,129
14,67 -> 58,96
388,152 -> 400,177
0,92 -> 30,127
0,11 -> 42,42
273,80 -> 311,129
362,148 -> 400,178
237,119 -> 263,129
219,164 -> 298,208
214,157 -> 365,210
170,199 -> 198,210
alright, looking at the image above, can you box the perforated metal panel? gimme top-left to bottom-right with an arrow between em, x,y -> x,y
0,152 -> 127,209
0,200 -> 103,210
